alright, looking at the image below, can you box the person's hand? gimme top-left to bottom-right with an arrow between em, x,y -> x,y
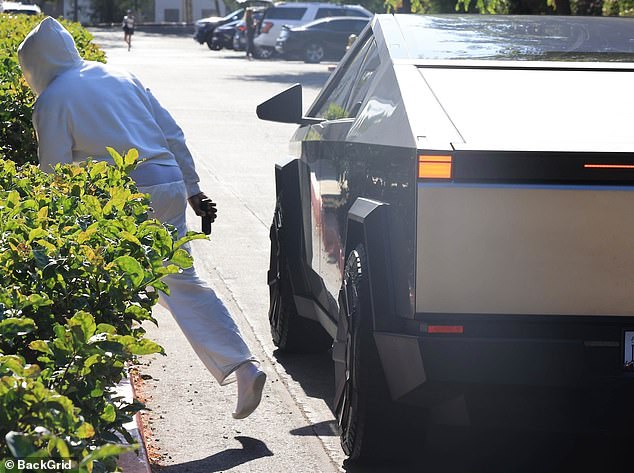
188,192 -> 217,223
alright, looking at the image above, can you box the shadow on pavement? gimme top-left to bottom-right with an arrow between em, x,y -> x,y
339,427 -> 634,473
273,349 -> 335,408
155,436 -> 273,472
290,420 -> 338,437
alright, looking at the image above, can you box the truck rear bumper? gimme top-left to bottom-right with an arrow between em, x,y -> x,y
374,318 -> 634,431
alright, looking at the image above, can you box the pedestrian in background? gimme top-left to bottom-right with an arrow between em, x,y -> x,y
244,7 -> 256,60
18,17 -> 267,420
122,9 -> 135,51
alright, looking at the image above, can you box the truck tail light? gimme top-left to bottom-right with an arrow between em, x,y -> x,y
423,324 -> 464,334
584,163 -> 634,169
261,21 -> 274,34
418,155 -> 452,180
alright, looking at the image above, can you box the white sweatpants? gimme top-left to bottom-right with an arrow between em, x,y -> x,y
138,179 -> 256,384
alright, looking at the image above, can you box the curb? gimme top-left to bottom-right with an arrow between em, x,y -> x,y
115,376 -> 152,473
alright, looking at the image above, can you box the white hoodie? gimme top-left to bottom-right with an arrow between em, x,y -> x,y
18,17 -> 201,197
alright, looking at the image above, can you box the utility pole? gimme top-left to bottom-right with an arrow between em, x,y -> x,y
73,0 -> 78,22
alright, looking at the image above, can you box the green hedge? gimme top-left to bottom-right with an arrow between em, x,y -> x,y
0,17 -> 195,471
0,150 -> 205,472
0,14 -> 106,166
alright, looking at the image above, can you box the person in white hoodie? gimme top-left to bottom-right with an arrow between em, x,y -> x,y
18,17 -> 266,420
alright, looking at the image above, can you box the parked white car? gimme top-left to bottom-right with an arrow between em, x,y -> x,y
253,2 -> 371,59
0,1 -> 41,14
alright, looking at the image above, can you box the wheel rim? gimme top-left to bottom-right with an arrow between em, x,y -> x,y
337,266 -> 358,455
305,43 -> 324,62
256,47 -> 272,59
268,208 -> 284,343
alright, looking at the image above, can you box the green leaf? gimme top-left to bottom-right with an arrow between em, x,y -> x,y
79,443 -> 137,467
95,323 -> 116,335
124,148 -> 139,169
100,403 -> 116,423
24,294 -> 52,309
69,311 -> 97,340
76,422 -> 95,439
28,340 -> 52,355
119,230 -> 141,246
124,305 -> 153,323
116,336 -> 164,355
89,160 -> 109,179
170,248 -> 193,269
48,437 -> 70,458
111,256 -> 144,287
106,147 -> 124,169
173,231 -> 208,250
5,432 -> 36,457
28,227 -> 48,242
0,355 -> 26,375
0,318 -> 36,337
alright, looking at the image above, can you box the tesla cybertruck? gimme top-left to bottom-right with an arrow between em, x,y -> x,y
258,14 -> 634,461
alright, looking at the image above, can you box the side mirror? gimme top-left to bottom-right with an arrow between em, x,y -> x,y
256,83 -> 323,125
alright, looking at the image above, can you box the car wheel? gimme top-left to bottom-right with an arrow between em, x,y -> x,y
267,201 -> 331,353
304,43 -> 325,63
254,46 -> 274,59
336,245 -> 426,462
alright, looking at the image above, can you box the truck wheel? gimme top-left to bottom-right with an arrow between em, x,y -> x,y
336,245 -> 389,460
267,202 -> 331,353
336,245 -> 424,462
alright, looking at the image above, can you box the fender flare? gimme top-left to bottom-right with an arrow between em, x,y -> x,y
273,157 -> 312,296
344,198 -> 396,332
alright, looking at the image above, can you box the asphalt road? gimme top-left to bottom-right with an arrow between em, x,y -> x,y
88,28 -> 632,473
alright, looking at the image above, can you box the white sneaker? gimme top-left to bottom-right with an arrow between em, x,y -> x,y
232,362 -> 267,419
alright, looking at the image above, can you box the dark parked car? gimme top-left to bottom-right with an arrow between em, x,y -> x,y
275,16 -> 369,63
209,19 -> 241,50
193,8 -> 244,49
258,14 -> 634,462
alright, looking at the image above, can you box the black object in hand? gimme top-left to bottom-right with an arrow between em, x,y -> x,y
200,197 -> 216,235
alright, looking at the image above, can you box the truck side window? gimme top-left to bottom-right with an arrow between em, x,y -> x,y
345,40 -> 380,115
311,36 -> 378,120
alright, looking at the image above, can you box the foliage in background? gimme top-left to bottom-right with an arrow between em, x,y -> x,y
384,0 -> 631,13
0,14 -> 106,167
0,150 -> 206,471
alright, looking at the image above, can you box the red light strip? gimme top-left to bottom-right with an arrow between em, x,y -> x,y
426,325 -> 464,334
584,164 -> 634,169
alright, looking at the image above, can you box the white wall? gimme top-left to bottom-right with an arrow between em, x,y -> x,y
154,0 -> 224,22
63,0 -> 92,24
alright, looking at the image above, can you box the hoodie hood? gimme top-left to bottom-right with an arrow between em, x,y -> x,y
18,17 -> 83,96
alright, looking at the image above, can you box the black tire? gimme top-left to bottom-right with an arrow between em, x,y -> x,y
304,43 -> 324,63
206,36 -> 216,50
267,201 -> 331,353
336,245 -> 426,462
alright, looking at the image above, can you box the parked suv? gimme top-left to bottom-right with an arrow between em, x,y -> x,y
253,2 -> 371,59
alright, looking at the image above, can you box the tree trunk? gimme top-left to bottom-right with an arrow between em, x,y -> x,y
554,0 -> 571,14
